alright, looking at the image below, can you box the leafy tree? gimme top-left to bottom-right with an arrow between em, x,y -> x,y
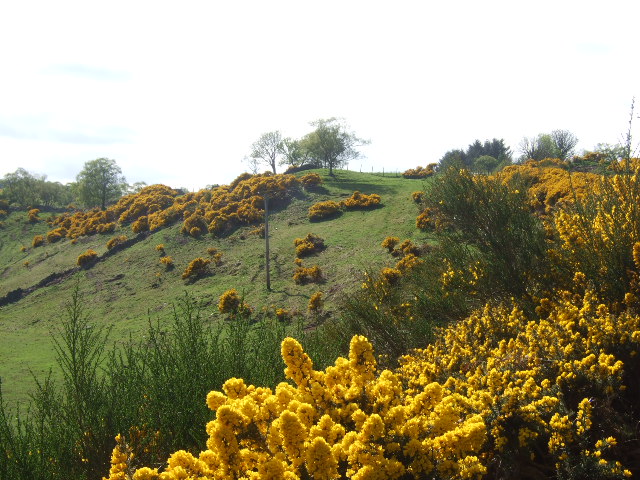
301,118 -> 369,176
478,138 -> 512,164
473,155 -> 500,174
249,131 -> 283,174
280,137 -> 316,169
2,168 -> 43,206
38,180 -> 73,207
76,158 -> 127,209
127,181 -> 148,194
519,130 -> 578,162
438,149 -> 469,171
591,143 -> 626,162
438,139 -> 512,173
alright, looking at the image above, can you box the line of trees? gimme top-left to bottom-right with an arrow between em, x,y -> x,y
438,138 -> 513,173
247,117 -> 369,176
1,158 -> 128,210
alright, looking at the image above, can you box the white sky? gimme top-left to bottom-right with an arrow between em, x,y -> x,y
1,0 -> 639,190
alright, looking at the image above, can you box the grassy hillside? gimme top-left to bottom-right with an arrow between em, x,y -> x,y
0,169 -> 431,406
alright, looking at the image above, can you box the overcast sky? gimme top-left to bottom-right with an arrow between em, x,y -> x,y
1,1 -> 638,190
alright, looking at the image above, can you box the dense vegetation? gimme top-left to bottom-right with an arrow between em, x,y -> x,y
1,151 -> 640,479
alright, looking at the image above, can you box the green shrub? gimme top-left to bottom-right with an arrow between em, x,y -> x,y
423,167 -> 547,301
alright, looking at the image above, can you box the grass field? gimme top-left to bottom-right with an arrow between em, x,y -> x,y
0,169 -> 432,406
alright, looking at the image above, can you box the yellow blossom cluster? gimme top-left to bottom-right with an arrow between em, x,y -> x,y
497,160 -> 599,214
294,233 -> 326,258
308,292 -> 323,313
46,227 -> 66,243
45,174 -> 302,243
105,274 -> 639,479
218,288 -> 251,315
28,208 -> 40,223
550,160 -> 640,302
402,165 -> 435,179
293,264 -> 323,285
299,173 -> 323,189
106,235 -> 128,250
181,257 -> 211,280
77,249 -> 98,268
32,234 -> 45,248
308,201 -> 342,222
159,256 -> 173,269
106,336 -> 489,480
340,191 -> 381,210
206,247 -> 224,266
398,286 -> 638,479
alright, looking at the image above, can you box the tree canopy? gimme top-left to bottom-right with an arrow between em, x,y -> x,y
518,129 -> 578,162
300,118 -> 369,176
249,131 -> 284,174
438,138 -> 512,173
1,168 -> 73,208
76,158 -> 127,209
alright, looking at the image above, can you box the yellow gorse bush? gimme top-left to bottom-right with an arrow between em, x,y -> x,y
32,234 -> 44,248
181,257 -> 211,280
107,235 -> 128,250
498,160 -> 599,214
299,173 -> 323,189
218,288 -> 251,315
106,281 -> 639,479
159,256 -> 173,269
293,265 -> 323,285
340,191 -> 381,210
77,249 -> 98,268
308,292 -> 323,313
402,165 -> 435,179
28,208 -> 40,223
294,233 -> 325,258
45,173 -> 301,243
308,201 -> 342,221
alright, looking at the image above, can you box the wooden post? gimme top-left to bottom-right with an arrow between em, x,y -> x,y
264,192 -> 271,291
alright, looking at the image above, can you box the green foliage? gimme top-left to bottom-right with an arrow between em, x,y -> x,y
0,288 -> 344,480
1,168 -> 73,208
519,129 -> 579,162
423,167 -> 548,301
473,154 -> 499,173
439,138 -> 512,172
299,118 -> 369,175
76,158 -> 127,210
0,169 -> 426,409
248,131 -> 283,174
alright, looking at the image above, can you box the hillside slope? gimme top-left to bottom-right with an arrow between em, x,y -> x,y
0,169 -> 431,406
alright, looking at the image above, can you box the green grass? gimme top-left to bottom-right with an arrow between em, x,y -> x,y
0,169 -> 432,406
